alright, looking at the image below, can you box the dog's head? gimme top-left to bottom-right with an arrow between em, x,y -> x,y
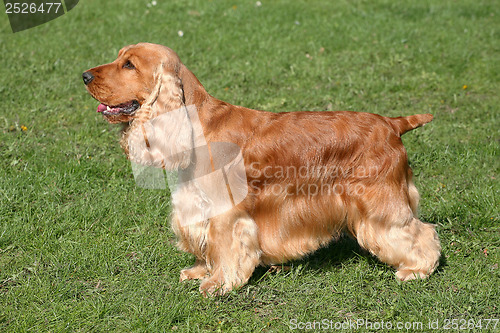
82,43 -> 185,124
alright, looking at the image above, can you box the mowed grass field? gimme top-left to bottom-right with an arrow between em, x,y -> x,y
0,0 -> 498,331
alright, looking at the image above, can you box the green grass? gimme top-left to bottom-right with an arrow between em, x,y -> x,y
0,0 -> 498,331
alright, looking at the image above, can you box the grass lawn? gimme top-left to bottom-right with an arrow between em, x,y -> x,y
0,0 -> 498,331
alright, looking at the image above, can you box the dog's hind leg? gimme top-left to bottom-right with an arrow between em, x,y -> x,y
200,210 -> 261,296
392,218 -> 441,280
354,210 -> 441,281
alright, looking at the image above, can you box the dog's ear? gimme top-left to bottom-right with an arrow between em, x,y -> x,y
137,62 -> 185,120
126,62 -> 193,170
154,62 -> 186,112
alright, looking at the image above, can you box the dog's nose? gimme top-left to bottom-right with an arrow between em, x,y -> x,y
82,71 -> 94,85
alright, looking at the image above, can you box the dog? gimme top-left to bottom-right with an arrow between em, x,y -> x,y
83,43 -> 441,296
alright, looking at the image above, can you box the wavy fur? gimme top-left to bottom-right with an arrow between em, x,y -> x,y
83,43 -> 441,296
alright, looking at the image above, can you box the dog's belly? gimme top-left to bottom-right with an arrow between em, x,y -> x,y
251,185 -> 348,265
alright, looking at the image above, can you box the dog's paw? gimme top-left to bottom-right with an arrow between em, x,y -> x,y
199,276 -> 232,297
179,265 -> 209,282
396,269 -> 428,281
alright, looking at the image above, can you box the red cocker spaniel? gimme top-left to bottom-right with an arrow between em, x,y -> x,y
83,43 -> 441,296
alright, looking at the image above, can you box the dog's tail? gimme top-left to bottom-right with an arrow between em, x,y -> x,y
389,113 -> 434,136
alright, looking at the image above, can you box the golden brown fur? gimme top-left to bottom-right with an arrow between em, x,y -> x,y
83,43 -> 441,296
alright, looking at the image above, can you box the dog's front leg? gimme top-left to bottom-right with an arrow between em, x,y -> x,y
200,210 -> 261,296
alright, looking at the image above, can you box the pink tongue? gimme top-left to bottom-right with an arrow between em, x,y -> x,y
97,103 -> 108,113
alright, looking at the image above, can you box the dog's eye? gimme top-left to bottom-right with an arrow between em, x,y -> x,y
123,60 -> 135,70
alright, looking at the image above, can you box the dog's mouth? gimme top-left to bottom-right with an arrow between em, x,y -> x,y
97,100 -> 140,116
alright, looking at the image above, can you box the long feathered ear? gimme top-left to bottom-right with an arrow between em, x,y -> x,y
136,63 -> 185,121
125,62 -> 194,170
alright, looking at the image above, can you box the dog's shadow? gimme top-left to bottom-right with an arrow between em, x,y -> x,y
249,235 -> 364,284
249,233 -> 447,284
